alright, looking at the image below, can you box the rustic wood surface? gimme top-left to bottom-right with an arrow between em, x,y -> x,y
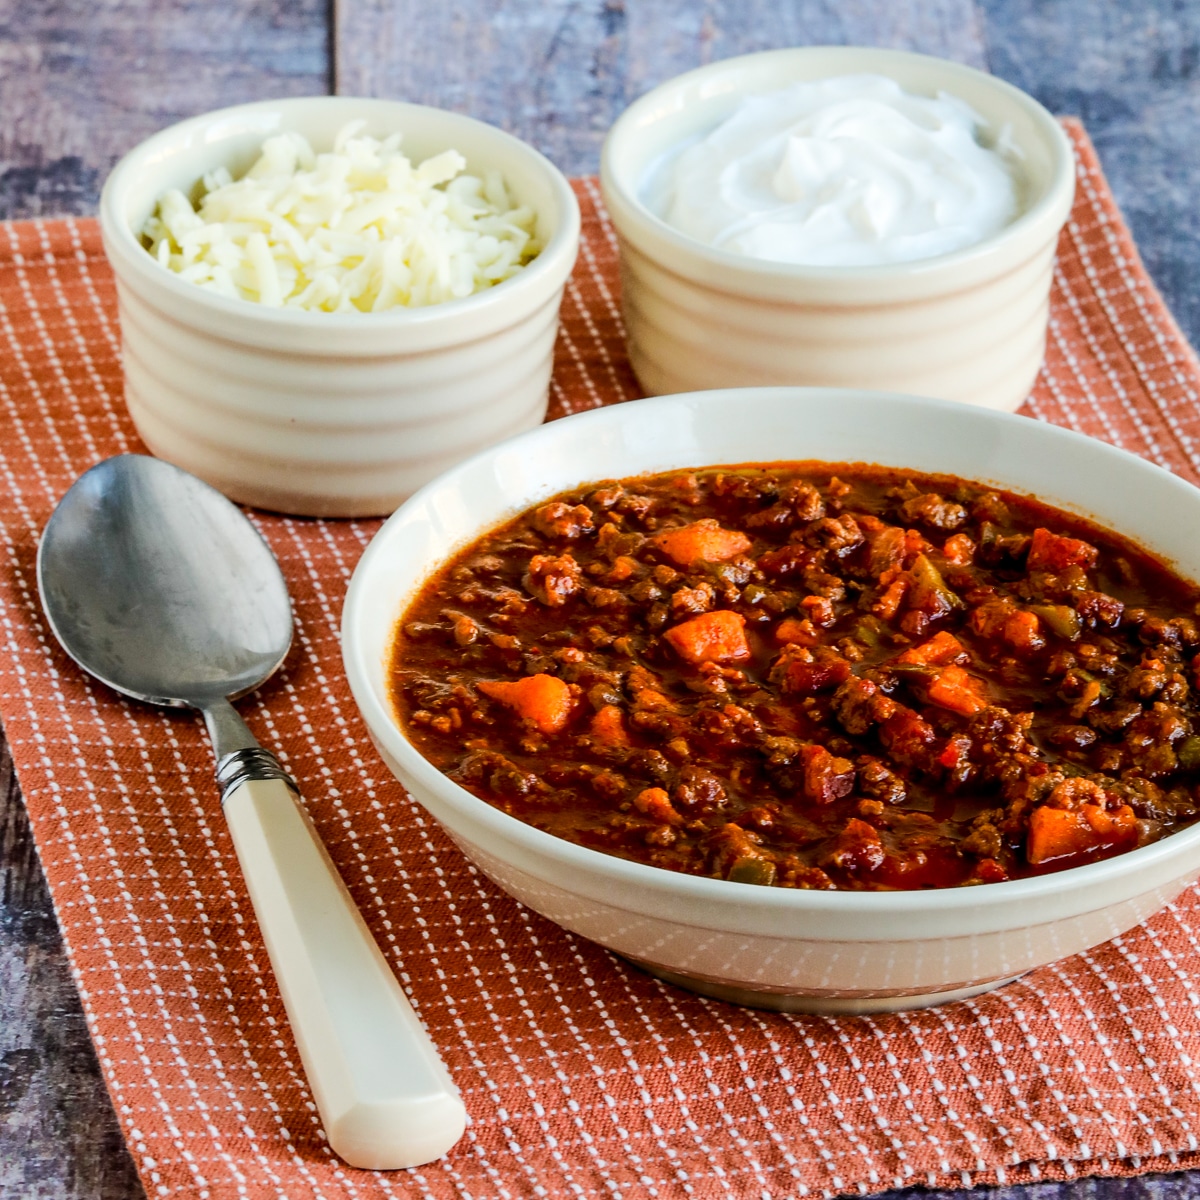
333,0 -> 988,176
3,1 -> 1200,1196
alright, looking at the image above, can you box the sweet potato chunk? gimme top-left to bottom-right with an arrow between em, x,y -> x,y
1026,526 -> 1098,573
775,616 -> 819,646
896,630 -> 968,666
1026,803 -> 1138,865
589,704 -> 631,746
664,610 -> 751,665
478,674 -> 572,734
925,664 -> 989,716
651,519 -> 751,567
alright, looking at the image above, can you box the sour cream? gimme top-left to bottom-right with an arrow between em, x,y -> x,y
646,74 -> 1022,267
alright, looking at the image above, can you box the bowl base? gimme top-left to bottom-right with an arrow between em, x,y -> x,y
622,956 -> 1026,1014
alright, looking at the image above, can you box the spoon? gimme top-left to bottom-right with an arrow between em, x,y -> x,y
37,453 -> 466,1170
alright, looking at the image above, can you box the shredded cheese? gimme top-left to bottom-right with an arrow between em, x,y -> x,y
141,122 -> 541,311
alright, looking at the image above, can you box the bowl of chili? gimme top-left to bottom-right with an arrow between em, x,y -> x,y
343,387 -> 1200,1012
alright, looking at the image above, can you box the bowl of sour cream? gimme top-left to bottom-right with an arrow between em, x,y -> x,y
600,47 -> 1075,412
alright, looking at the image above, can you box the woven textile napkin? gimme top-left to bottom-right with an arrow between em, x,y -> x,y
6,121 -> 1200,1200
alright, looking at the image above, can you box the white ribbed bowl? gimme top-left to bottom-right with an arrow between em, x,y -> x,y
600,47 -> 1075,412
344,388 -> 1200,1014
100,97 -> 581,517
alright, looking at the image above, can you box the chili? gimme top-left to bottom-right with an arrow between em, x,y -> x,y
388,464 -> 1200,890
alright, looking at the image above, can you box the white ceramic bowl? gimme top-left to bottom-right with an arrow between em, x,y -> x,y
99,97 -> 581,517
343,388 -> 1200,1013
600,48 -> 1075,413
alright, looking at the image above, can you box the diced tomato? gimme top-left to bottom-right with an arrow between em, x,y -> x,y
800,595 -> 836,627
781,648 -> 852,695
872,578 -> 909,621
631,688 -> 678,713
1026,526 -> 1098,573
822,817 -> 885,872
942,533 -> 976,565
478,674 -> 573,734
757,544 -> 817,578
1001,610 -> 1046,655
799,744 -> 856,804
974,858 -> 1009,883
904,529 -> 934,561
880,708 -> 937,767
664,610 -> 751,665
936,735 -> 972,770
968,596 -> 1016,639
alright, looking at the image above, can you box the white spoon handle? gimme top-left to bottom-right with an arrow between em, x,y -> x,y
222,775 -> 466,1169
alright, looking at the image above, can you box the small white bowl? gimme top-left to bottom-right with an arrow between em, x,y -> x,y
100,97 -> 581,517
600,47 -> 1075,412
343,387 -> 1200,1014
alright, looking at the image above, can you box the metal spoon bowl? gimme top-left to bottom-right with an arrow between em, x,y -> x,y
38,454 -> 464,1169
38,453 -> 289,743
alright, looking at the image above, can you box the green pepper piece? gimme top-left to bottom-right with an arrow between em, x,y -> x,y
727,856 -> 778,886
851,615 -> 887,650
890,663 -> 938,683
1072,668 -> 1113,699
1029,604 -> 1082,641
1178,736 -> 1200,772
910,554 -> 965,611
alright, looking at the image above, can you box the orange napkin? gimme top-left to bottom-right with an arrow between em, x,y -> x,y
5,121 -> 1200,1199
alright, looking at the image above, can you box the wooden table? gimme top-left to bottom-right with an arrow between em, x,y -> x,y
3,2 -> 1199,1196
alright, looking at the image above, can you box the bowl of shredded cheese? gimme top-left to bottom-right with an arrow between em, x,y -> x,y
100,97 -> 581,517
